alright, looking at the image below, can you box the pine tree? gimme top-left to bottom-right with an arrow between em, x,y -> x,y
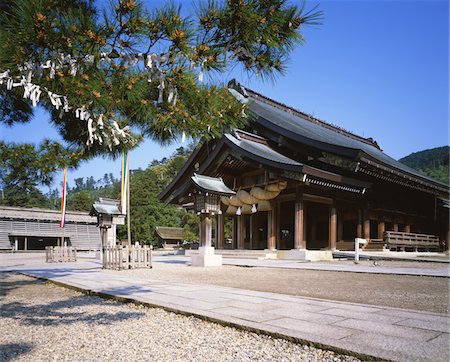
0,0 -> 321,188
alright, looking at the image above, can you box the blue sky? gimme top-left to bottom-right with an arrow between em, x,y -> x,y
0,0 -> 448,192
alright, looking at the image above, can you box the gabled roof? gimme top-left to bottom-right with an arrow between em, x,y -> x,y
159,130 -> 370,204
89,202 -> 122,216
191,174 -> 235,195
229,80 -> 448,194
154,227 -> 183,240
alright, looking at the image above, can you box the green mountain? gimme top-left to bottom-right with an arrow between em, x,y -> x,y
398,146 -> 449,184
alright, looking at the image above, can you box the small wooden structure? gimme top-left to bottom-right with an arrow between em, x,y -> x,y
102,245 -> 152,270
154,227 -> 183,249
45,246 -> 77,262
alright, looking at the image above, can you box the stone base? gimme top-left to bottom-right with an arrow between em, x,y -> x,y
191,247 -> 222,267
277,249 -> 333,261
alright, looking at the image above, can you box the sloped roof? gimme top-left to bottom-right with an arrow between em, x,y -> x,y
224,132 -> 303,171
0,205 -> 96,224
229,80 -> 448,193
89,202 -> 122,216
154,227 -> 183,240
191,174 -> 235,195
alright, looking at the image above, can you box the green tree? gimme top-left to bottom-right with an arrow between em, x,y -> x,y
0,0 -> 321,189
69,190 -> 92,211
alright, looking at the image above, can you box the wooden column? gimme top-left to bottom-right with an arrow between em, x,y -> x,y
232,216 -> 236,249
378,220 -> 385,240
393,223 -> 399,232
363,210 -> 370,240
404,224 -> 411,233
294,196 -> 305,249
236,215 -> 244,249
338,211 -> 343,242
357,209 -> 363,238
249,215 -> 253,250
330,204 -> 337,250
267,208 -> 276,250
200,214 -> 212,248
217,214 -> 224,249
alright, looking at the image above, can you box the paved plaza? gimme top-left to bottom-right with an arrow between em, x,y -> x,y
1,253 -> 449,361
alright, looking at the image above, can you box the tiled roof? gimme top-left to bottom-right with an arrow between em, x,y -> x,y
229,80 -> 448,191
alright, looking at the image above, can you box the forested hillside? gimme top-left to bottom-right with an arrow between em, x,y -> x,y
398,146 -> 449,184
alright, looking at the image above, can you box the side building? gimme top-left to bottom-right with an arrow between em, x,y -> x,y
0,205 -> 101,251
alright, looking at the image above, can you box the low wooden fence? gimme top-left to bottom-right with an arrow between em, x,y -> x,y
103,245 -> 152,270
384,231 -> 440,252
46,246 -> 77,262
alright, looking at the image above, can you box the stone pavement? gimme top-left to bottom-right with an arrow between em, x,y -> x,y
1,255 -> 449,362
152,255 -> 450,277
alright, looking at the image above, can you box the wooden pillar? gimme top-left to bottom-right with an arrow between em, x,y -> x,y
378,220 -> 385,240
200,214 -> 212,248
404,224 -> 411,233
330,203 -> 337,250
338,210 -> 343,242
236,215 -> 244,249
267,208 -> 276,250
217,214 -> 224,249
364,210 -> 370,240
249,215 -> 254,250
294,196 -> 305,249
393,222 -> 399,232
357,209 -> 363,238
231,215 -> 237,249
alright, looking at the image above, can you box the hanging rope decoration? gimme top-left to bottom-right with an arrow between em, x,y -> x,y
223,180 -> 288,215
0,49 -> 206,149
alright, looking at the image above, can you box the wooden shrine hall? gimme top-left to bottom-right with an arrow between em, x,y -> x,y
159,80 -> 449,260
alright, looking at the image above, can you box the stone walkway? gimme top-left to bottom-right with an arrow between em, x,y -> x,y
1,256 -> 449,362
152,255 -> 450,277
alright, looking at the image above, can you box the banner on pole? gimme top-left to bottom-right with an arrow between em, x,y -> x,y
121,150 -> 129,215
60,167 -> 67,228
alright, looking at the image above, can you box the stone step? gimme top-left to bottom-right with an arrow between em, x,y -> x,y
215,250 -> 277,260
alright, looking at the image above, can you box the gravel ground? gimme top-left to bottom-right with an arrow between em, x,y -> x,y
0,273 -> 360,362
121,261 -> 450,314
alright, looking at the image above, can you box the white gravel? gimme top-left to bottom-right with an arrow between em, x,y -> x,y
0,273 -> 360,362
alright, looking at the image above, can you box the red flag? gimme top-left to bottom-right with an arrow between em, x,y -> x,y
60,167 -> 67,228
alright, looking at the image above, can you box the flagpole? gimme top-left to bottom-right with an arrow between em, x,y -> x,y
127,154 -> 131,246
60,167 -> 67,247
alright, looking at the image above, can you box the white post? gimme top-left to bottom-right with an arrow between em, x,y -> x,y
355,238 -> 367,263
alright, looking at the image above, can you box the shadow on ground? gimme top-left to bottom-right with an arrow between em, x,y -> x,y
0,343 -> 34,362
0,273 -> 145,327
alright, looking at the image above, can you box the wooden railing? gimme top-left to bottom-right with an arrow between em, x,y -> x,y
46,246 -> 77,262
384,231 -> 440,252
103,245 -> 152,270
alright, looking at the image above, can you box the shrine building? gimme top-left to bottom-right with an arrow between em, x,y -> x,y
159,80 -> 449,260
